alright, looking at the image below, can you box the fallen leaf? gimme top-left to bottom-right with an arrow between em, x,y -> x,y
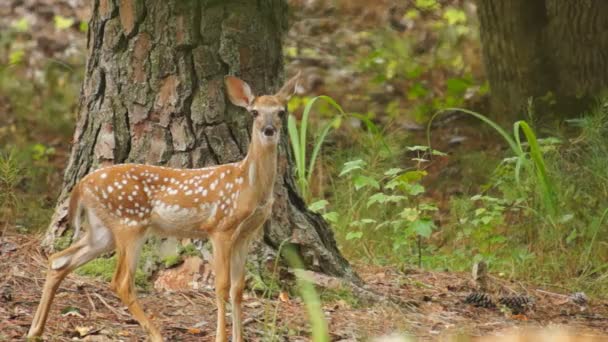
187,327 -> 202,334
61,306 -> 83,318
511,314 -> 528,321
75,326 -> 92,337
245,301 -> 262,308
279,291 -> 290,302
117,330 -> 131,337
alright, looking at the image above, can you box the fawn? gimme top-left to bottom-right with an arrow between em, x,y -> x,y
27,72 -> 301,342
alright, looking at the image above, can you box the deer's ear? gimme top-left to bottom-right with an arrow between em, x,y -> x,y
225,76 -> 255,108
276,71 -> 301,102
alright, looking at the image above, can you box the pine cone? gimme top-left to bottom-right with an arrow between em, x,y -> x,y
498,295 -> 534,314
464,292 -> 495,308
569,292 -> 588,306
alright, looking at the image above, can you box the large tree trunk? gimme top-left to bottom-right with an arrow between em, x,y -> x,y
44,0 -> 357,282
475,0 -> 608,121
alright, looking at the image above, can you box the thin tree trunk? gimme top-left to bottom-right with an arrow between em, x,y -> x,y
44,0 -> 357,282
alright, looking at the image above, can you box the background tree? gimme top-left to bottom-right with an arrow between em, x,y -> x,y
476,0 -> 608,120
43,0 -> 356,281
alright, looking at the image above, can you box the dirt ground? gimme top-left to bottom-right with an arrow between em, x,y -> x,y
2,233 -> 607,341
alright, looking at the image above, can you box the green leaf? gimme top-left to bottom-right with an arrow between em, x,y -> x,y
11,17 -> 29,32
442,7 -> 467,25
566,229 -> 578,244
54,15 -> 75,30
9,50 -> 24,65
308,200 -> 328,213
474,208 -> 486,216
401,207 -> 419,222
323,211 -> 339,224
346,231 -> 363,240
419,203 -> 438,211
60,306 -> 81,315
352,175 -> 380,190
415,0 -> 438,10
409,219 -> 434,238
480,215 -> 493,225
367,193 -> 406,207
339,159 -> 366,177
367,193 -> 388,207
400,170 -> 427,183
407,183 -> 425,196
446,78 -> 471,96
384,168 -> 404,177
79,21 -> 89,33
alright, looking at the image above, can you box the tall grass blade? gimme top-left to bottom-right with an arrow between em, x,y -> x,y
282,245 -> 330,342
514,121 -> 557,216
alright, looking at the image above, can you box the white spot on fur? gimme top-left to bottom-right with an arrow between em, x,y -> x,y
100,173 -> 107,179
107,186 -> 113,193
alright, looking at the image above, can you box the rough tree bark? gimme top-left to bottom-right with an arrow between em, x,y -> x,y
475,0 -> 608,121
43,0 -> 357,282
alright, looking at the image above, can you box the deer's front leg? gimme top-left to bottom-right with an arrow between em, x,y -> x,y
229,238 -> 249,342
211,234 -> 231,342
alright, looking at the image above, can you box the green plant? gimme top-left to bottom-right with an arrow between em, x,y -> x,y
288,96 -> 386,203
338,147 -> 444,266
427,107 -> 557,217
288,96 -> 343,202
282,245 -> 330,342
0,150 -> 24,232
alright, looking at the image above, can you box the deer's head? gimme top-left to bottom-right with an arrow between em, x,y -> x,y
225,72 -> 300,146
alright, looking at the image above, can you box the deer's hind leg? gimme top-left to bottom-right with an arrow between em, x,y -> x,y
111,227 -> 162,342
28,210 -> 115,337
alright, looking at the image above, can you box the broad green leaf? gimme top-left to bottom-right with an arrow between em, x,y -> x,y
474,208 -> 486,216
409,219 -> 434,238
407,183 -> 425,196
480,215 -> 493,225
352,175 -> 380,190
401,207 -> 419,222
339,159 -> 366,177
367,192 -> 388,207
400,170 -> 427,183
308,200 -> 328,213
346,231 -> 363,240
443,7 -> 467,25
323,211 -> 339,224
384,168 -> 404,177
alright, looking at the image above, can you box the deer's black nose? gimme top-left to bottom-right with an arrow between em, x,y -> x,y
263,126 -> 276,137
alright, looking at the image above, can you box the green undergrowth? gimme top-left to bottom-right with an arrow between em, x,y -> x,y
312,100 -> 608,297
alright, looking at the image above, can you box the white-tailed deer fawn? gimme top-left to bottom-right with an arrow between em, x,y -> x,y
28,73 -> 300,342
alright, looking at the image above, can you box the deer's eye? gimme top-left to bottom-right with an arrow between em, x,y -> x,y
251,110 -> 259,118
278,110 -> 286,118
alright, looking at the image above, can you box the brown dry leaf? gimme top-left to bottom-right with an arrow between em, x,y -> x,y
511,314 -> 528,321
279,291 -> 290,303
245,301 -> 262,308
75,325 -> 93,337
187,327 -> 202,334
117,330 -> 131,337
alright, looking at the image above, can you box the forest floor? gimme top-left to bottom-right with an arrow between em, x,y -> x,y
2,232 -> 608,341
3,0 -> 608,341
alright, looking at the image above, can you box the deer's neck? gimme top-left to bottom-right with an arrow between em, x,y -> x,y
240,132 -> 278,204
